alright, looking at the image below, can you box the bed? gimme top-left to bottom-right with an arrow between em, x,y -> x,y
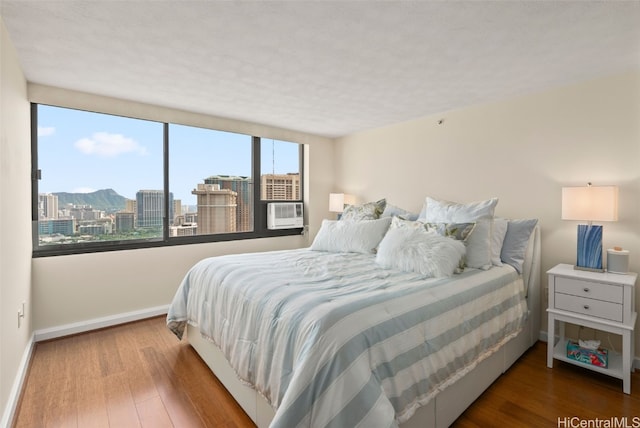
167,198 -> 541,428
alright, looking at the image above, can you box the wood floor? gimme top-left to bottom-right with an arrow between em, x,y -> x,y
13,316 -> 640,428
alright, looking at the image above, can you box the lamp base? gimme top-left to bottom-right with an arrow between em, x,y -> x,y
575,224 -> 603,272
573,265 -> 604,273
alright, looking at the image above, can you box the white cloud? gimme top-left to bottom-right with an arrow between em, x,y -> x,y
38,126 -> 56,137
74,132 -> 148,157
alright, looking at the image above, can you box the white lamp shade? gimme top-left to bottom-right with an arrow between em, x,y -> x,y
329,193 -> 356,212
561,186 -> 618,222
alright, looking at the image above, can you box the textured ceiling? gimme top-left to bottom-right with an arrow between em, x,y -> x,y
2,1 -> 639,138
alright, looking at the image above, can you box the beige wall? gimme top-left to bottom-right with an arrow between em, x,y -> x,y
0,19 -> 32,424
335,71 -> 640,356
28,85 -> 335,331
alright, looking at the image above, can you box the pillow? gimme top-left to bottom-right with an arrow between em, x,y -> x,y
501,219 -> 538,274
376,227 -> 466,278
389,217 -> 475,241
425,221 -> 476,273
424,222 -> 475,242
381,203 -> 419,221
422,196 -> 498,222
310,217 -> 391,254
423,197 -> 498,270
341,198 -> 386,221
491,218 -> 509,266
389,216 -> 426,231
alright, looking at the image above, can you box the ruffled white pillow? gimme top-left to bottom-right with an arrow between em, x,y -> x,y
376,227 -> 466,278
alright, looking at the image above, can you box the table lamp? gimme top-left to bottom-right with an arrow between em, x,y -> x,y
329,193 -> 356,219
561,183 -> 618,272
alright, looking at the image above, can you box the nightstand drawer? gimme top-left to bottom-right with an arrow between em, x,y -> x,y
555,292 -> 623,322
555,277 -> 623,304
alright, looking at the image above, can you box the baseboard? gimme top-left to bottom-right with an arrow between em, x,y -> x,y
34,304 -> 169,342
538,330 -> 640,370
1,332 -> 35,428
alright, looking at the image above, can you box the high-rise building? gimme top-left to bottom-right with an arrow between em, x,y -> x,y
115,212 -> 135,232
38,219 -> 75,236
204,175 -> 252,232
261,173 -> 301,200
136,190 -> 174,228
38,193 -> 58,219
192,183 -> 237,234
125,199 -> 136,212
169,224 -> 197,237
173,199 -> 182,225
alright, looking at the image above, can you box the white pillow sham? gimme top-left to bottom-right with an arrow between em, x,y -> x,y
376,227 -> 466,278
422,196 -> 499,270
310,217 -> 391,254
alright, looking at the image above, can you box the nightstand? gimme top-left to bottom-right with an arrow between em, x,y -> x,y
547,263 -> 637,394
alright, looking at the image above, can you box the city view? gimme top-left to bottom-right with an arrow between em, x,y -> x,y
36,105 -> 301,246
37,173 -> 300,245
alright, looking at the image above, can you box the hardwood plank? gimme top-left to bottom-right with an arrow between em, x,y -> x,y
140,345 -> 207,428
135,396 -> 173,428
76,376 -> 110,428
116,322 -> 160,404
12,317 -> 640,428
103,372 -> 141,428
74,332 -> 110,428
42,339 -> 78,428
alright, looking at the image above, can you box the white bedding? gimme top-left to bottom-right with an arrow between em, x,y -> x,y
167,249 -> 528,428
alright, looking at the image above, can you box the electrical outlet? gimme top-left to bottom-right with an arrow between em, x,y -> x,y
17,301 -> 25,328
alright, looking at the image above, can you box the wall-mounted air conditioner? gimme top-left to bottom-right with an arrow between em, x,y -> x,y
267,202 -> 304,230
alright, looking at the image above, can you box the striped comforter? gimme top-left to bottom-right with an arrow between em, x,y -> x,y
167,249 -> 527,428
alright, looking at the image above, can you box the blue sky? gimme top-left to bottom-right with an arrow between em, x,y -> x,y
37,105 -> 300,205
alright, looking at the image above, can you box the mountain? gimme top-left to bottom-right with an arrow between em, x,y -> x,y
54,189 -> 128,212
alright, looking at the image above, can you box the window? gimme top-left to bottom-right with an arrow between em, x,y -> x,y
168,124 -> 253,237
35,105 -> 164,246
32,104 -> 304,256
260,139 -> 302,201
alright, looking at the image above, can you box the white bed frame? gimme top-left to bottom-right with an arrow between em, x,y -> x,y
186,227 -> 541,428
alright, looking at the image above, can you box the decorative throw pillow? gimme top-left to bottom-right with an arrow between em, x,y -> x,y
424,221 -> 476,272
501,219 -> 538,274
389,216 -> 426,231
424,222 -> 476,242
423,196 -> 498,270
376,227 -> 466,278
310,217 -> 392,254
341,198 -> 387,221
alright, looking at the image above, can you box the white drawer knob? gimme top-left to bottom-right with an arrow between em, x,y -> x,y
583,305 -> 590,310
583,288 -> 590,292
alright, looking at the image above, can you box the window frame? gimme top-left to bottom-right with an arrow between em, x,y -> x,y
31,103 -> 304,257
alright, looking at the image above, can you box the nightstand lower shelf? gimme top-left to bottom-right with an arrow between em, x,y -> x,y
552,339 -> 623,380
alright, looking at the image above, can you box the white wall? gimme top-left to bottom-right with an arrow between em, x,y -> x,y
335,71 -> 640,356
28,85 -> 335,331
0,18 -> 33,426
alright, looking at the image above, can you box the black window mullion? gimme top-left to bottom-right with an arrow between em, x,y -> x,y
31,103 -> 40,249
252,136 -> 263,232
163,122 -> 170,241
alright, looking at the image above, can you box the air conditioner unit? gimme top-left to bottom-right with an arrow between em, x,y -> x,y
267,202 -> 304,230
